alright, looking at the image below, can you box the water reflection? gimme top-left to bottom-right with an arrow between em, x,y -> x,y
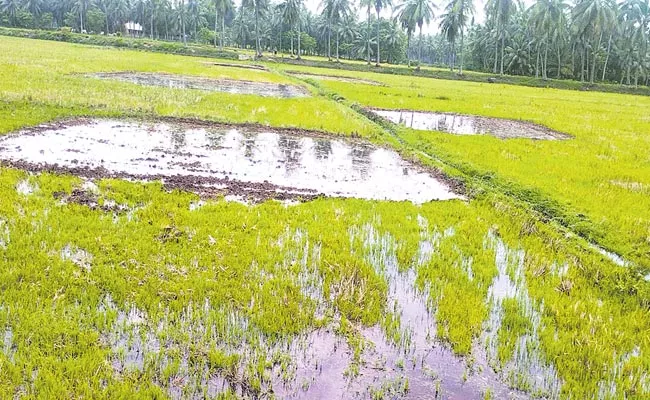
0,120 -> 462,203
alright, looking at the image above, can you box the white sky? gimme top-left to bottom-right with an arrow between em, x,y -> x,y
301,0 -> 491,34
298,0 -> 537,34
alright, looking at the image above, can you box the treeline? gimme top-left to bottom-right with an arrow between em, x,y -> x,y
1,0 -> 648,86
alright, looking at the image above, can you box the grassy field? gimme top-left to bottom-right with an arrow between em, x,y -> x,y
0,35 -> 649,399
276,63 -> 650,270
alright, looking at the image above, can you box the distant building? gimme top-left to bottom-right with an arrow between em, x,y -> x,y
124,22 -> 143,37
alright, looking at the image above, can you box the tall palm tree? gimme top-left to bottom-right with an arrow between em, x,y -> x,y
572,0 -> 616,82
399,0 -> 435,66
214,0 -> 233,48
530,0 -> 568,79
73,0 -> 92,31
243,0 -> 269,57
0,0 -> 21,26
373,0 -> 393,65
282,0 -> 304,58
486,0 -> 515,75
395,0 -> 417,66
321,0 -> 349,60
360,0 -> 373,64
440,0 -> 473,73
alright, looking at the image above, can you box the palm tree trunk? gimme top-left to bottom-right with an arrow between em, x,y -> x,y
327,21 -> 331,60
182,12 -> 186,45
336,30 -> 340,62
556,43 -> 561,79
459,29 -> 465,75
418,26 -> 423,65
535,46 -> 540,78
221,13 -> 225,49
499,33 -> 505,75
601,33 -> 612,82
297,24 -> 301,60
493,20 -> 499,73
254,5 -> 261,57
151,6 -> 155,39
366,6 -> 371,65
214,5 -> 218,47
80,9 -> 84,32
590,31 -> 603,84
375,8 -> 381,66
406,33 -> 411,67
543,41 -> 549,80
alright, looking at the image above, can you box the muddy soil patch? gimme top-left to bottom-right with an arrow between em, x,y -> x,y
371,109 -> 571,140
87,72 -> 310,98
203,62 -> 269,71
287,70 -> 384,86
0,119 -> 461,203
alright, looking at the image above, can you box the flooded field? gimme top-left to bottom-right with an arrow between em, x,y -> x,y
371,109 -> 570,140
0,119 -> 460,203
88,72 -> 310,98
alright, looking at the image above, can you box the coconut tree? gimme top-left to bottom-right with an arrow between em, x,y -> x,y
572,0 -> 616,82
282,0 -> 304,58
360,0 -> 373,64
486,0 -> 515,74
396,0 -> 417,66
373,0 -> 392,65
398,0 -> 435,66
73,0 -> 93,31
439,0 -> 473,73
529,0 -> 568,79
214,0 -> 233,48
243,0 -> 269,57
0,0 -> 21,26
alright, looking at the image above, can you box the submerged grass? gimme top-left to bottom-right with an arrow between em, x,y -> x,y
286,65 -> 650,269
0,35 -> 649,399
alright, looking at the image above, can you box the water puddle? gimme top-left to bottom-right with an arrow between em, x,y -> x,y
0,219 -> 8,249
287,71 -> 383,86
87,72 -> 310,98
0,119 -> 461,203
204,62 -> 269,71
484,234 -> 562,397
16,179 -> 37,196
371,109 -> 570,140
339,224 -> 526,399
60,244 -> 93,272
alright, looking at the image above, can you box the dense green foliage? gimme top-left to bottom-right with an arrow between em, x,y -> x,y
1,0 -> 648,86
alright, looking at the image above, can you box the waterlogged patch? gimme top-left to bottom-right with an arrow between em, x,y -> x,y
0,219 -> 8,249
88,72 -> 310,98
0,119 -> 461,203
61,244 -> 93,272
203,62 -> 269,71
484,234 -> 563,397
16,179 -> 37,195
287,71 -> 384,86
371,109 -> 571,140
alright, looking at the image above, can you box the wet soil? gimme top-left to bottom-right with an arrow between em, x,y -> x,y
371,109 -> 571,140
87,72 -> 310,98
286,70 -> 384,86
203,62 -> 269,71
0,119 -> 461,203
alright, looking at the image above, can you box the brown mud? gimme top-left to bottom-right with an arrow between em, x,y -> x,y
87,72 -> 310,98
370,109 -> 571,140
